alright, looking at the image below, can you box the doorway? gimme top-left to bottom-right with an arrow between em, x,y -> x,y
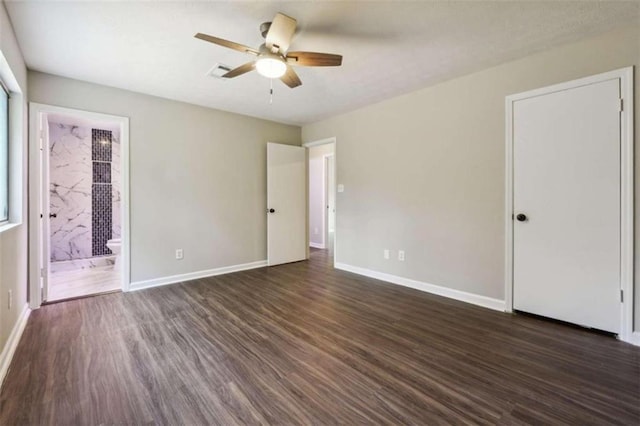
504,67 -> 633,342
29,104 -> 130,306
305,138 -> 336,263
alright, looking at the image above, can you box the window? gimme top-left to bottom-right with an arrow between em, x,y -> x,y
0,82 -> 7,222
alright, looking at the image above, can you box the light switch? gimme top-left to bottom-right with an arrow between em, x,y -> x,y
337,184 -> 345,193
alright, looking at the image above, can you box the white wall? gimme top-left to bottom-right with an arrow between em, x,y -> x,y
308,143 -> 334,247
302,24 -> 640,329
28,71 -> 301,284
0,1 -> 28,355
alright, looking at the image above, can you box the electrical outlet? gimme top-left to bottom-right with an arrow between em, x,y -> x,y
384,249 -> 390,260
175,249 -> 184,260
8,290 -> 12,310
398,250 -> 405,261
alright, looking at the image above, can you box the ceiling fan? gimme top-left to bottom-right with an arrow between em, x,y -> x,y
195,13 -> 343,88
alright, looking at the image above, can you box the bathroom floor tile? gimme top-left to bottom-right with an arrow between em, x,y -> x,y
48,265 -> 121,302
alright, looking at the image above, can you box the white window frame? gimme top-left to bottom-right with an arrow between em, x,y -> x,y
0,49 -> 24,235
0,80 -> 9,224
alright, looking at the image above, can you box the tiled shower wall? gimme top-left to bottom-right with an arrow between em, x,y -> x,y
49,121 -> 121,262
49,123 -> 92,261
92,129 -> 113,256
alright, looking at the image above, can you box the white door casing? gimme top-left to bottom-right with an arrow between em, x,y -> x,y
505,67 -> 633,340
39,112 -> 49,302
267,142 -> 306,266
326,154 -> 336,233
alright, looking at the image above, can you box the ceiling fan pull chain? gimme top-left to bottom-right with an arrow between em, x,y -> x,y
270,78 -> 274,104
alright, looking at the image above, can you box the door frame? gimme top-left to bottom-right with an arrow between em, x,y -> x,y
28,103 -> 131,308
323,153 -> 335,248
504,67 -> 634,343
303,137 -> 337,259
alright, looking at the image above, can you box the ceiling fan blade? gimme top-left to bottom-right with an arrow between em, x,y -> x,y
195,33 -> 259,56
280,66 -> 302,88
265,13 -> 297,54
222,62 -> 256,78
286,52 -> 342,67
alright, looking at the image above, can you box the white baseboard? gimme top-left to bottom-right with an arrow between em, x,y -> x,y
129,260 -> 268,291
334,262 -> 505,312
310,242 -> 325,249
626,332 -> 640,346
0,303 -> 31,389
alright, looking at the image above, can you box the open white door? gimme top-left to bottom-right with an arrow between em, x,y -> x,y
267,142 -> 306,266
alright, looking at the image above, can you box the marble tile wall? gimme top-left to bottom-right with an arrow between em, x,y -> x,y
49,123 -> 93,261
49,122 -> 122,262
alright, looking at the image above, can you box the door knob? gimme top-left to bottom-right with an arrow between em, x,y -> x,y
268,208 -> 275,213
516,213 -> 527,222
49,213 -> 57,218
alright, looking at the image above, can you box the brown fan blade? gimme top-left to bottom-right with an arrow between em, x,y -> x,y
265,13 -> 297,54
222,62 -> 256,78
195,33 -> 259,56
286,51 -> 342,67
280,66 -> 302,88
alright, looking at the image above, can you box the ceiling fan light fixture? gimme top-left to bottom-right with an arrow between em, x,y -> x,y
255,57 -> 287,79
196,12 -> 343,88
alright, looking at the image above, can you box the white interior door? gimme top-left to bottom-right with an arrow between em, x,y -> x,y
513,78 -> 621,333
267,142 -> 306,266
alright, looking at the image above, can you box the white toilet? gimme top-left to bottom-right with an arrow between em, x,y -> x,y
106,238 -> 122,270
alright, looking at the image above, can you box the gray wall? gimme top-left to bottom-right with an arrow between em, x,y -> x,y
0,2 -> 27,355
302,25 -> 640,329
29,71 -> 301,283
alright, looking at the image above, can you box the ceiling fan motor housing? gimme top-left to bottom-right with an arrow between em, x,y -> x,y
258,43 -> 283,58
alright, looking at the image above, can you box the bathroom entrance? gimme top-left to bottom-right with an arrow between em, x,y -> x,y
29,104 -> 129,305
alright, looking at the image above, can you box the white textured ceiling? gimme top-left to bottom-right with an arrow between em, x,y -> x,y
6,1 -> 639,125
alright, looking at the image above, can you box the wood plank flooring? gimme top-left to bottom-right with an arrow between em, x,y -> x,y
1,249 -> 638,425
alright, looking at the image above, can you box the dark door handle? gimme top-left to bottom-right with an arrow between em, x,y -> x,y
49,213 -> 57,218
268,208 -> 275,213
516,213 -> 527,222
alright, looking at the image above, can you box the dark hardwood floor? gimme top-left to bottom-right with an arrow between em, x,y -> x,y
1,249 -> 639,425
